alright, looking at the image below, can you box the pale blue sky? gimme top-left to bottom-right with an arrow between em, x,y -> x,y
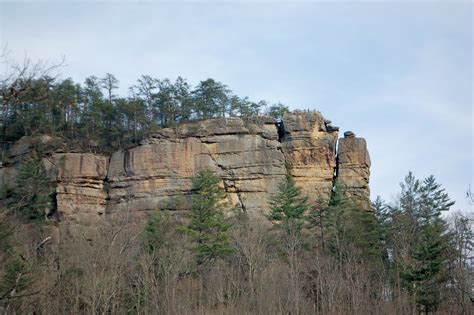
1,1 -> 472,210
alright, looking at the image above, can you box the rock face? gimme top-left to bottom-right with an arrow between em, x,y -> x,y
0,112 -> 371,221
280,112 -> 339,201
46,153 -> 108,222
107,117 -> 286,216
337,132 -> 371,209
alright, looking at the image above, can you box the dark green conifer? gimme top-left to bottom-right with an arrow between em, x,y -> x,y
180,169 -> 232,266
11,152 -> 53,222
269,174 -> 309,234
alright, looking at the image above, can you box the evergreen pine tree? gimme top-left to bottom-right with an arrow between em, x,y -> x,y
266,102 -> 289,119
269,174 -> 309,241
389,173 -> 454,313
180,169 -> 232,266
268,173 -> 309,310
269,171 -> 310,289
323,183 -> 384,261
192,79 -> 230,118
308,194 -> 330,250
402,222 -> 451,313
143,210 -> 172,253
11,152 -> 53,222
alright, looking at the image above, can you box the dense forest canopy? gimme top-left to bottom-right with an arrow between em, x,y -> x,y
0,58 -> 289,152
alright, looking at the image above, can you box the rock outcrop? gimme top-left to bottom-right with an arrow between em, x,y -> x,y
0,112 -> 371,222
107,117 -> 286,216
336,132 -> 371,209
280,112 -> 339,201
46,153 -> 109,222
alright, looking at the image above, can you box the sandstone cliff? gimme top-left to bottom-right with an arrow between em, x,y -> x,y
0,112 -> 371,222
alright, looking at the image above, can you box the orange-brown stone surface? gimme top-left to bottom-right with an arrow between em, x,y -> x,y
337,132 -> 371,209
0,113 -> 371,221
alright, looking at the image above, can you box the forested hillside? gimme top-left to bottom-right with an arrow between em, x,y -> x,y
0,168 -> 472,314
0,58 -> 472,314
1,58 -> 288,153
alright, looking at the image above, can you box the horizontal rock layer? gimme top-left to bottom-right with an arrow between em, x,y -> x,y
0,112 -> 371,222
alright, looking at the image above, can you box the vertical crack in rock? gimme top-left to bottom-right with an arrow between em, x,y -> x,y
278,111 -> 340,203
331,137 -> 340,202
277,118 -> 285,142
102,153 -> 113,213
0,115 -> 371,222
275,119 -> 287,174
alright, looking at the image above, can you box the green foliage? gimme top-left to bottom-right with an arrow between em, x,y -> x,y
11,152 -> 53,222
319,184 -> 385,262
143,210 -> 172,253
229,96 -> 266,118
417,175 -> 455,225
269,174 -> 309,231
266,102 -> 289,119
192,78 -> 230,119
372,195 -> 389,224
180,169 -> 232,266
0,254 -> 30,300
401,224 -> 451,313
308,194 -> 330,249
381,172 -> 454,313
1,72 -> 286,152
155,77 -> 192,126
269,174 -> 310,258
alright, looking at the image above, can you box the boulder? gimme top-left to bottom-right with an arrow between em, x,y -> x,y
343,131 -> 355,138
